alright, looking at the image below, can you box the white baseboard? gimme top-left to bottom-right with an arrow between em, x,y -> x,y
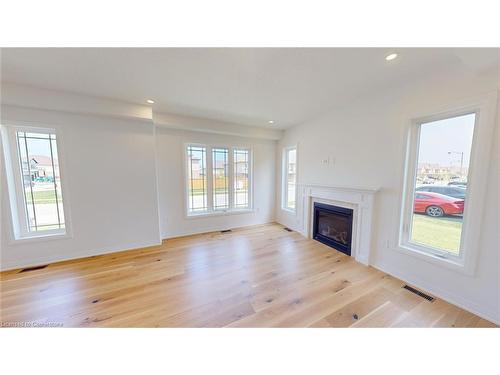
372,260 -> 500,326
0,240 -> 162,272
2,220 -> 277,271
161,220 -> 276,240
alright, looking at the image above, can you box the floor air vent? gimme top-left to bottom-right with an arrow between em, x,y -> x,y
403,285 -> 435,302
19,265 -> 48,273
283,227 -> 293,232
220,229 -> 232,233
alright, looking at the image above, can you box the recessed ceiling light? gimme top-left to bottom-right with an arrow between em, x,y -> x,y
268,120 -> 275,124
385,53 -> 398,61
146,99 -> 155,104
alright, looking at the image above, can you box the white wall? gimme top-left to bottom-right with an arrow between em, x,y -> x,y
276,69 -> 500,323
156,127 -> 276,238
0,84 -> 279,270
1,105 -> 162,270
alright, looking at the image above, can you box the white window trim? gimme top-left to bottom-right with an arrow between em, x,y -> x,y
397,93 -> 498,275
281,145 -> 297,213
1,123 -> 73,243
183,143 -> 253,217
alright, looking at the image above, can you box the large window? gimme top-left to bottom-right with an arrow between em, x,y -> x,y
282,147 -> 297,211
401,113 -> 476,259
2,127 -> 67,239
186,144 -> 251,215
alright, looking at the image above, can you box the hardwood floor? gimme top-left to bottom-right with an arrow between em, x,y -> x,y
0,223 -> 496,328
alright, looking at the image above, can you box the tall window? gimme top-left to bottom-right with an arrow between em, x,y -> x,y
212,148 -> 229,210
186,144 -> 251,215
401,113 -> 476,258
2,127 -> 67,238
234,148 -> 250,209
187,145 -> 208,213
283,147 -> 297,211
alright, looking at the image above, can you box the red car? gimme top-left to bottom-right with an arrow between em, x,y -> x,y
414,192 -> 464,217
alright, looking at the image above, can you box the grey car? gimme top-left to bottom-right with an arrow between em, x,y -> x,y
416,185 -> 466,200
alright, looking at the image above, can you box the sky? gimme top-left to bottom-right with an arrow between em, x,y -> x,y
418,113 -> 475,168
20,134 -> 59,161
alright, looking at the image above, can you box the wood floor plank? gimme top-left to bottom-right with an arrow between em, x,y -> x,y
323,286 -> 394,327
0,223 -> 496,328
351,301 -> 407,328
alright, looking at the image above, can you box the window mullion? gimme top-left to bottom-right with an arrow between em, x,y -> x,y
206,146 -> 214,212
284,150 -> 289,208
21,132 -> 38,231
10,129 -> 29,236
189,147 -> 194,212
15,132 -> 31,234
228,147 -> 234,210
245,149 -> 250,209
48,136 -> 62,228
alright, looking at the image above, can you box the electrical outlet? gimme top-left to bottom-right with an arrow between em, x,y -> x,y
321,156 -> 336,167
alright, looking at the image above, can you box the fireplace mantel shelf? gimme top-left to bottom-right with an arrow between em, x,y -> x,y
300,183 -> 380,194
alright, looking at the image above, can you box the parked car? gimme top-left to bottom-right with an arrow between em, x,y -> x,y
421,176 -> 437,184
416,185 -> 466,200
414,192 -> 464,217
448,181 -> 467,188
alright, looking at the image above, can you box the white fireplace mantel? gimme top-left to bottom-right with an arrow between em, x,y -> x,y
297,184 -> 379,266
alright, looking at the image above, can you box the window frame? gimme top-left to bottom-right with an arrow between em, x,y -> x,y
398,94 -> 497,275
1,124 -> 72,242
233,147 -> 252,210
212,146 -> 230,211
184,143 -> 253,217
282,146 -> 297,213
185,144 -> 209,214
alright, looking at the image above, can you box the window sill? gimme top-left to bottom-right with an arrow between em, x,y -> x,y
9,231 -> 71,246
281,207 -> 296,215
186,209 -> 254,219
396,243 -> 473,276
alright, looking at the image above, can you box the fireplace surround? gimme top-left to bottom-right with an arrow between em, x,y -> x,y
284,184 -> 378,265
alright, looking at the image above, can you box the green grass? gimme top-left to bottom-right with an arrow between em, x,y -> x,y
36,224 -> 65,231
25,190 -> 61,204
411,214 -> 462,254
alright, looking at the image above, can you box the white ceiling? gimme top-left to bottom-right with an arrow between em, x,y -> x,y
1,48 -> 499,128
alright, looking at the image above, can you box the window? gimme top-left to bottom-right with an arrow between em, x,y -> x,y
187,145 -> 208,213
282,147 -> 297,211
234,148 -> 250,209
212,148 -> 229,210
186,144 -> 251,215
400,113 -> 476,259
2,127 -> 67,239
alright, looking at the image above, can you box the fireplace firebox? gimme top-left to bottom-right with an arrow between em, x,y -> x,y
312,202 -> 353,256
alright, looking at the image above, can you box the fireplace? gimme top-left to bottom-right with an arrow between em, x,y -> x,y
312,202 -> 353,256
